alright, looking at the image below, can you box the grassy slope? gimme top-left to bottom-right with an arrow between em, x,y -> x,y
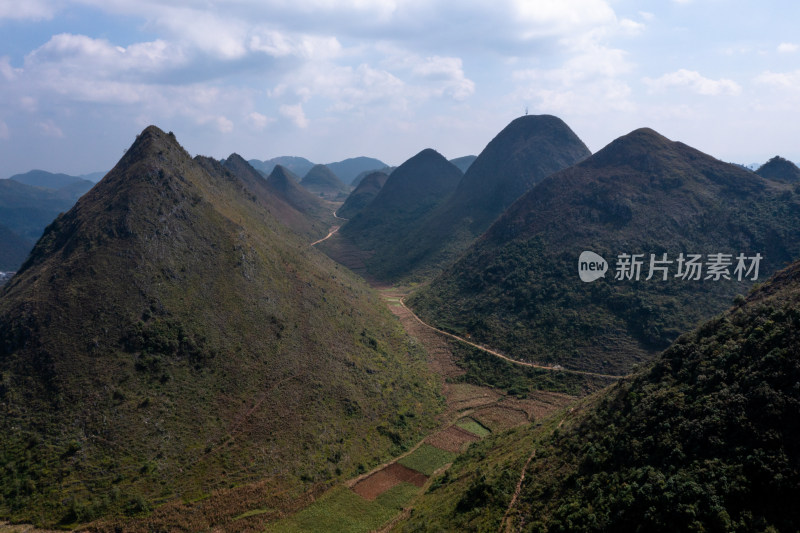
394,260 -> 800,533
0,127 -> 441,528
409,128 -> 800,375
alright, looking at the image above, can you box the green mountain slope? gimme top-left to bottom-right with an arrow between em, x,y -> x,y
409,128 -> 800,375
337,149 -> 462,279
398,258 -> 800,532
336,171 -> 388,220
0,126 -> 440,528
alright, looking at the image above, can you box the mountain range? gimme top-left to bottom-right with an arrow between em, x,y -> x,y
2,115 -> 800,531
408,127 -> 800,375
247,156 -> 388,185
332,115 -> 592,282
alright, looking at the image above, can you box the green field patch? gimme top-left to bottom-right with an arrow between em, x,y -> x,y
264,485 -> 400,533
455,418 -> 491,438
397,444 -> 458,476
373,482 -> 420,510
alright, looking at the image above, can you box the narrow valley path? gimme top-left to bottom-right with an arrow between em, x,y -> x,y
310,210 -> 348,246
397,298 -> 626,380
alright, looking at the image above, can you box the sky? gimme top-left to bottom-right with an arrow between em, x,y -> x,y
1,0 -> 799,178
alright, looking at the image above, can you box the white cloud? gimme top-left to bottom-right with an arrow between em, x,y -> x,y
216,116 -> 234,133
755,70 -> 800,91
644,69 -> 741,96
20,96 -> 38,112
246,112 -> 273,130
778,42 -> 799,54
0,0 -> 56,20
38,119 -> 63,137
0,120 -> 9,140
279,103 -> 309,128
619,18 -> 645,36
0,56 -> 20,81
26,34 -> 185,81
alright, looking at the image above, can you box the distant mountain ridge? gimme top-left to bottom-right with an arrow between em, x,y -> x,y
301,164 -> 351,199
326,157 -> 387,184
248,156 -> 314,178
9,169 -> 93,189
409,127 -> 800,375
247,156 -> 388,185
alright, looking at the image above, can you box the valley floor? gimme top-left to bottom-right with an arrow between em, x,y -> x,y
259,286 -> 576,533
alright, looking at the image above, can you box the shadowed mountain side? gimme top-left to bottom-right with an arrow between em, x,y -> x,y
756,155 -> 800,183
0,126 -> 441,527
449,155 -> 477,174
397,259 -> 800,532
336,171 -> 388,220
409,127 -> 800,375
0,177 -> 95,269
337,149 -> 462,280
0,222 -> 31,271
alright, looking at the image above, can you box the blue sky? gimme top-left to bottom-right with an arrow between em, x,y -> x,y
1,0 -> 799,177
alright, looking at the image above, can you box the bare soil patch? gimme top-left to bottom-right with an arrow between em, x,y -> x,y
502,391 -> 576,422
425,425 -> 481,453
351,463 -> 428,501
471,405 -> 530,432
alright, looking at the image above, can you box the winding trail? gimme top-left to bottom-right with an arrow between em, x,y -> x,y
310,209 -> 348,247
398,298 -> 625,380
